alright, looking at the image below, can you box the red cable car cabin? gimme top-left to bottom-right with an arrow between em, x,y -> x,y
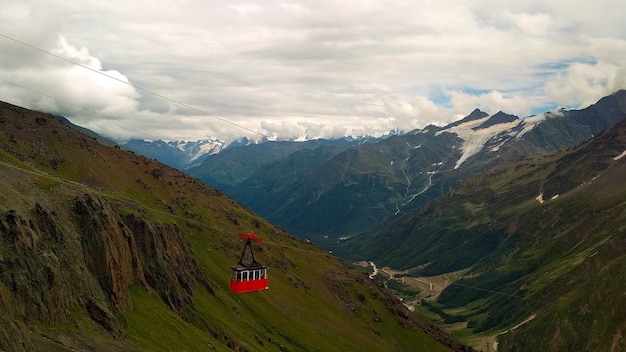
230,231 -> 269,293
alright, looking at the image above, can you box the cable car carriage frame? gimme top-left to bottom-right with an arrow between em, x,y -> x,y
230,231 -> 268,293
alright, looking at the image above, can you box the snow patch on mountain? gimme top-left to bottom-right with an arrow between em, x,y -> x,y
437,115 -> 522,169
613,149 -> 626,160
536,193 -> 545,204
434,108 -> 569,169
517,109 -> 567,139
178,140 -> 225,162
517,115 -> 544,138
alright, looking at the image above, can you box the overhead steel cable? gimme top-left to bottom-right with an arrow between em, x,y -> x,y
0,77 -> 177,141
0,32 -> 264,138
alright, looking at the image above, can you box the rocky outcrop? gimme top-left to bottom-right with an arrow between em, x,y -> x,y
123,212 -> 212,317
74,194 -> 149,311
0,194 -> 211,351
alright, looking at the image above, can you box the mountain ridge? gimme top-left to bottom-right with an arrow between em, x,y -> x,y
195,90 -> 626,243
119,134 -> 393,171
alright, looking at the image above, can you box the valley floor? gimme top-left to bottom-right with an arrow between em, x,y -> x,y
355,261 -> 518,352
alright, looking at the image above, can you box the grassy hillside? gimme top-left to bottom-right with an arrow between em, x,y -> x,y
0,101 -> 469,351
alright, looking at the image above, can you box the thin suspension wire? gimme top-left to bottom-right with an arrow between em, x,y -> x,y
0,77 -> 175,141
3,31 -> 380,185
0,32 -> 380,176
0,32 -> 264,138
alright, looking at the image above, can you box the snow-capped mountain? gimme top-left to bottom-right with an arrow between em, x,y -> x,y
434,109 -> 559,169
122,134 -> 389,171
120,138 -> 226,170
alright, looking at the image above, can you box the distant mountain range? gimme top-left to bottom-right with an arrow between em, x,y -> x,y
119,134 -> 394,171
186,136 -> 386,193
181,90 -> 626,244
119,138 -> 226,170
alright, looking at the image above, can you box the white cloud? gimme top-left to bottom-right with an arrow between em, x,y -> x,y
2,35 -> 140,121
545,60 -> 626,108
448,90 -> 534,117
503,11 -> 570,37
0,0 -> 625,143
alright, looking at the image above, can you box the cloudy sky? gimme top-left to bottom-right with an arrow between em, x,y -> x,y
1,1 -> 626,142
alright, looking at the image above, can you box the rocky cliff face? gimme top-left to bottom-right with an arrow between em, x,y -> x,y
0,193 -> 210,351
